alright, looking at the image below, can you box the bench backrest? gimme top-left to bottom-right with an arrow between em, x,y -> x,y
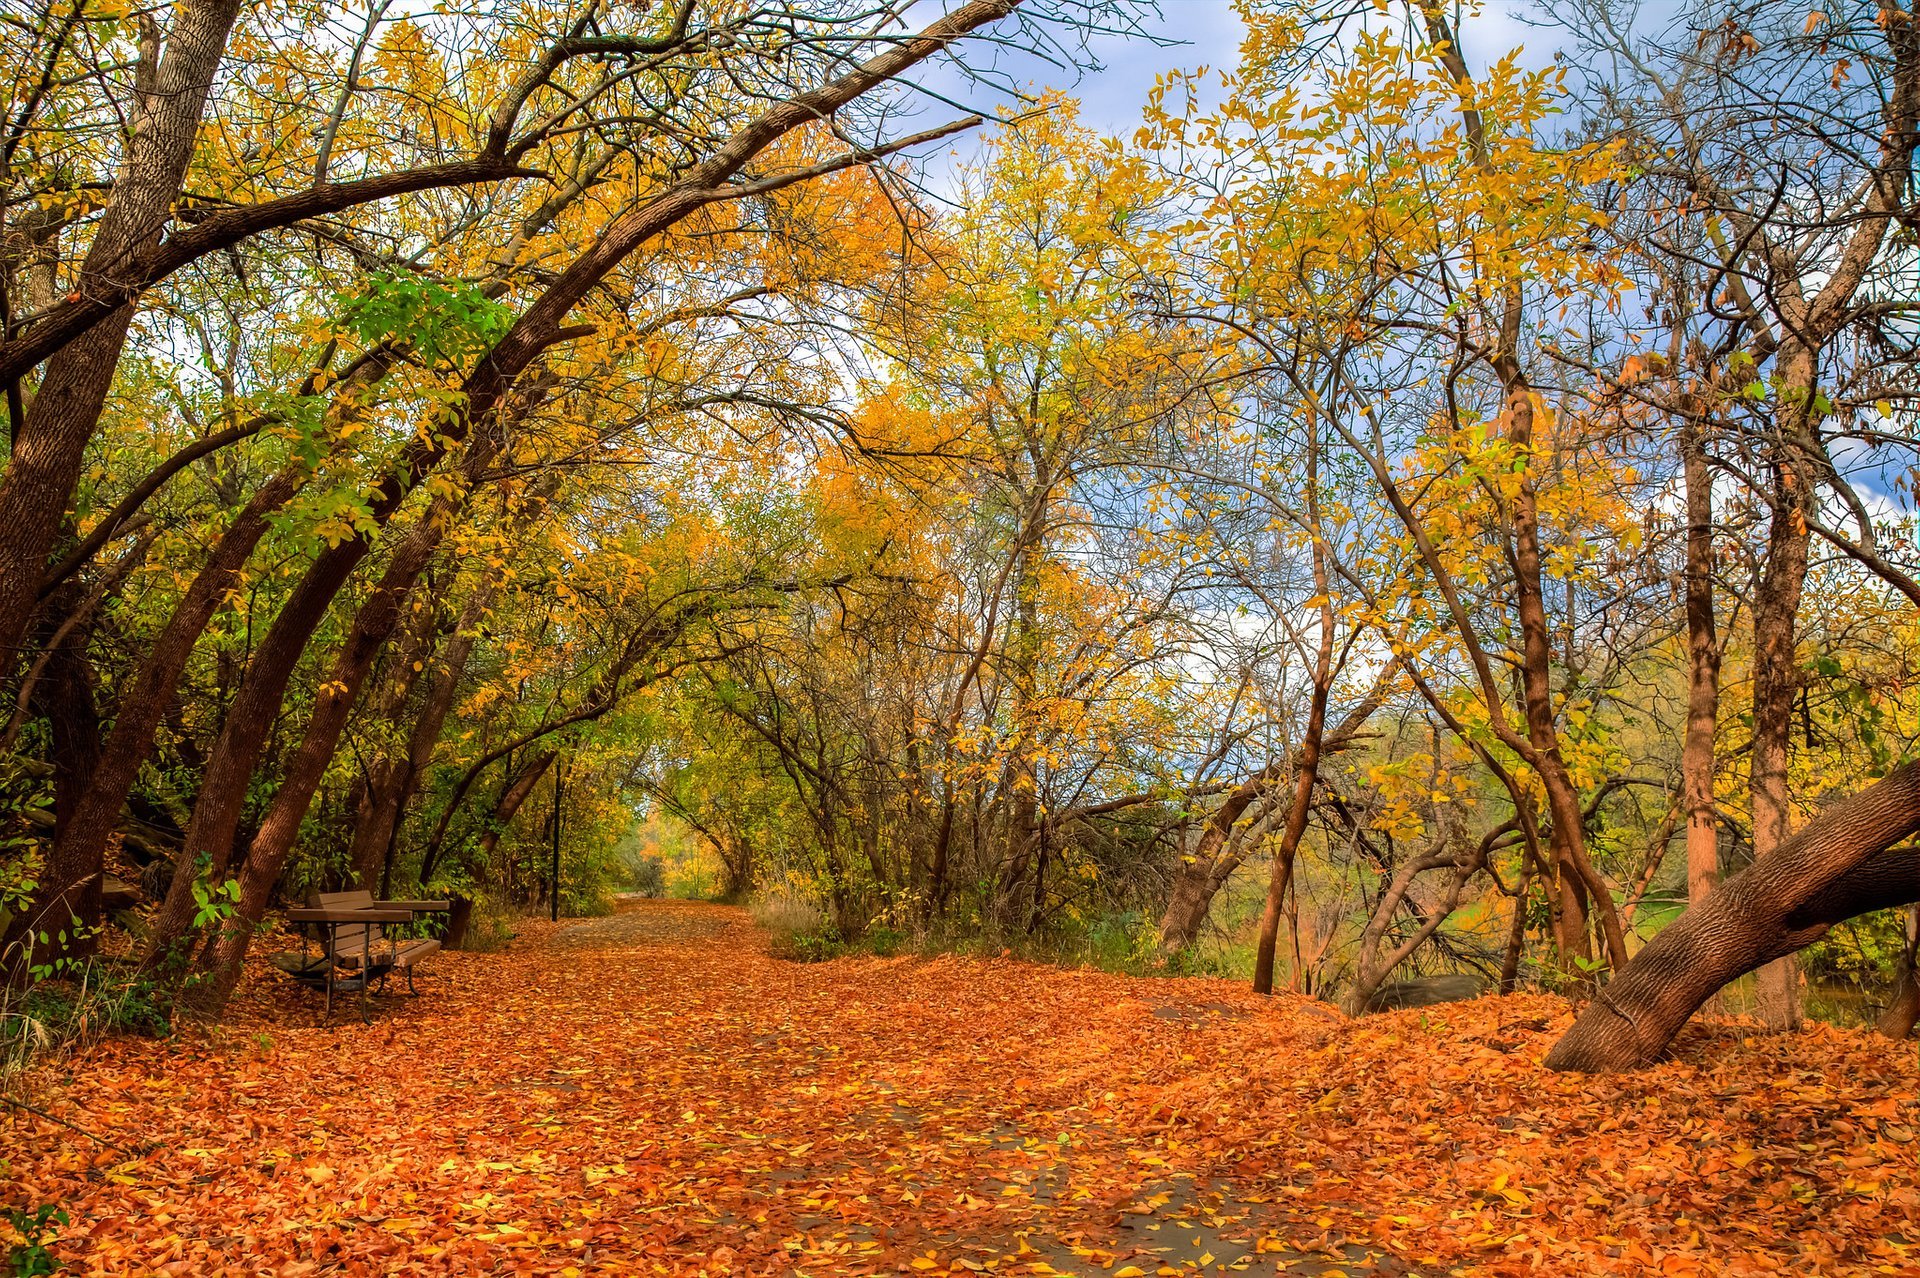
308,890 -> 382,956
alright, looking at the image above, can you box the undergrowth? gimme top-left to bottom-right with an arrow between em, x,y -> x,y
0,960 -> 172,1090
751,890 -> 1223,978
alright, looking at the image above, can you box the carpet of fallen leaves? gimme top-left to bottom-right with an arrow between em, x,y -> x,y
6,901 -> 1920,1277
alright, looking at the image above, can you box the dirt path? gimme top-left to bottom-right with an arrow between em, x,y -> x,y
8,902 -> 1920,1275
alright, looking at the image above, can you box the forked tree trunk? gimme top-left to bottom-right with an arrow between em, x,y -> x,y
1157,767 -> 1273,952
1547,760 -> 1920,1071
1417,5 -> 1628,980
1254,422 -> 1335,995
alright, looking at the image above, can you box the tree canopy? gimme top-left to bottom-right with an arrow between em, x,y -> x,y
4,0 -> 1920,1082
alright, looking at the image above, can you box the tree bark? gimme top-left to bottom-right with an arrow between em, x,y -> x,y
345,577 -> 497,890
0,0 -> 244,675
1546,760 -> 1920,1071
343,586 -> 446,889
1157,767 -> 1273,952
1748,346 -> 1819,1032
1879,904 -> 1920,1041
1255,417 -> 1336,995
194,484 -> 473,1009
1680,408 -> 1721,911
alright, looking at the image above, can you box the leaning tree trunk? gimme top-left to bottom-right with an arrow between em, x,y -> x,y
1158,766 -> 1273,952
0,1 -> 244,674
194,489 -> 473,1012
343,588 -> 446,889
4,582 -> 105,970
1547,760 -> 1920,1071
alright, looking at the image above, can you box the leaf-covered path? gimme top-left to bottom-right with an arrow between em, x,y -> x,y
9,901 -> 1920,1276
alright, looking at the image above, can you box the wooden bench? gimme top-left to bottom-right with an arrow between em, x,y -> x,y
277,890 -> 449,1022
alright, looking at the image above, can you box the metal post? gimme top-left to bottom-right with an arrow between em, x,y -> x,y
550,759 -> 564,922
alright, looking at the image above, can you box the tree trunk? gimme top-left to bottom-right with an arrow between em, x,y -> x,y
1255,426 -> 1335,995
1878,905 -> 1920,1041
1680,409 -> 1721,911
5,584 -> 104,970
1547,760 -> 1920,1071
1158,767 -> 1272,952
1502,384 -> 1629,977
0,1 -> 244,673
1497,856 -> 1532,994
195,489 -> 469,1011
343,586 -> 448,888
1749,347 -> 1819,1032
997,522 -> 1045,923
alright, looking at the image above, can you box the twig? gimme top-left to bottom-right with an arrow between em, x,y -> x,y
1,1094 -> 127,1154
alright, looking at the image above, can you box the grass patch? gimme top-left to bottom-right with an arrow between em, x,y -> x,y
1,960 -> 173,1087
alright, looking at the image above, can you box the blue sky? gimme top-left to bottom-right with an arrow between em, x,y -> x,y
898,1 -> 1568,188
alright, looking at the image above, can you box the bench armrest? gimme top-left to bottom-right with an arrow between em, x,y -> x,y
286,908 -> 413,924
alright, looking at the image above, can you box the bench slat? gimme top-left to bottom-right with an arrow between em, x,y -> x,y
286,907 -> 412,924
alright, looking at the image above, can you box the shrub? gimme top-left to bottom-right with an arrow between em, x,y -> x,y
628,855 -> 667,898
0,961 -> 172,1086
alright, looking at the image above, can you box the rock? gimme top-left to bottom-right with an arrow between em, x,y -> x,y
1363,973 -> 1486,1013
102,875 -> 142,912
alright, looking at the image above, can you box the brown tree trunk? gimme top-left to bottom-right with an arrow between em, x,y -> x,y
1680,409 -> 1722,910
1878,905 -> 1920,1040
195,489 -> 470,1010
343,585 -> 450,889
1497,856 -> 1533,994
1418,5 -> 1627,980
1503,385 -> 1629,977
997,524 -> 1045,923
1255,426 -> 1335,996
5,584 -> 104,969
143,373 -> 505,967
0,1 -> 244,673
1749,348 -> 1818,1032
1547,760 -> 1920,1071
1158,767 -> 1272,952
